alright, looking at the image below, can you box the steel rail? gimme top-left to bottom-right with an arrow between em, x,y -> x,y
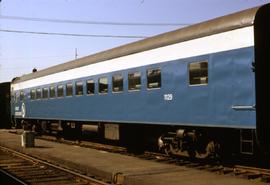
0,145 -> 110,185
0,168 -> 29,185
10,131 -> 270,183
234,165 -> 270,175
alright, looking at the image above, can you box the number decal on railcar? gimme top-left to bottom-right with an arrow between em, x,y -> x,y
164,94 -> 173,101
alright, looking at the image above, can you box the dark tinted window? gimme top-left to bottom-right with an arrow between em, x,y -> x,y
11,92 -> 15,103
147,68 -> 161,89
128,72 -> 141,91
15,92 -> 19,103
30,89 -> 36,100
36,89 -> 42,99
86,79 -> 95,95
14,92 -> 19,103
112,74 -> 123,92
189,61 -> 208,85
50,86 -> 56,98
57,85 -> 64,97
99,77 -> 108,94
20,91 -> 25,101
66,83 -> 73,96
75,81 -> 83,96
42,88 -> 48,99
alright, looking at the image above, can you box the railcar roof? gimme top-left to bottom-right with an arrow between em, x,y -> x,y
12,5 -> 263,84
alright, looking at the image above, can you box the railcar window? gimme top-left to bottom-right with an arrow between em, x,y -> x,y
86,79 -> 95,95
42,88 -> 48,99
49,86 -> 56,98
66,83 -> 73,97
30,89 -> 36,100
99,77 -> 108,94
112,74 -> 123,92
11,92 -> 15,103
36,89 -> 42,99
15,92 -> 19,103
189,61 -> 208,85
20,91 -> 25,101
128,72 -> 141,91
57,85 -> 64,98
147,68 -> 161,89
12,92 -> 15,103
75,81 -> 83,96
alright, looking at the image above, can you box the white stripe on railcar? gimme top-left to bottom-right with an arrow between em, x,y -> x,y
13,26 -> 254,91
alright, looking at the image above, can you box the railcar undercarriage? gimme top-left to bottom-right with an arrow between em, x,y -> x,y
14,118 -> 259,160
157,129 -> 221,159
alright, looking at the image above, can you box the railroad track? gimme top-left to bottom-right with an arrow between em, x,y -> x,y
232,165 -> 270,182
0,145 -> 110,185
8,130 -> 270,184
35,134 -> 270,184
140,152 -> 270,183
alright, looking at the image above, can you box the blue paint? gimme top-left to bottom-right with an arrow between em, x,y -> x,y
11,46 -> 256,129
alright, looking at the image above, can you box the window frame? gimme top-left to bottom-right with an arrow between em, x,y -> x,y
49,86 -> 56,99
98,77 -> 108,94
112,74 -> 124,93
188,61 -> 208,86
57,85 -> 64,98
86,79 -> 95,95
36,88 -> 42,100
15,92 -> 19,103
20,91 -> 25,101
42,88 -> 48,99
75,81 -> 84,96
147,68 -> 161,90
128,71 -> 141,91
30,89 -> 36,100
66,83 -> 73,97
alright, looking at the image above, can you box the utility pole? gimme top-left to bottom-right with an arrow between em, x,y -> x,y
75,48 -> 78,59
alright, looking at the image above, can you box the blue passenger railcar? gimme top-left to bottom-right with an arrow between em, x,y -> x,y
10,4 -> 270,158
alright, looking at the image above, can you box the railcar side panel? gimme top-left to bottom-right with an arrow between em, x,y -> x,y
11,47 -> 255,129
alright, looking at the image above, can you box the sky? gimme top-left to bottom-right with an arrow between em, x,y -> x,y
0,0 -> 270,82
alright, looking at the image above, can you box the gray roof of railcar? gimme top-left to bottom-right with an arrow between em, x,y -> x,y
12,5 -> 262,84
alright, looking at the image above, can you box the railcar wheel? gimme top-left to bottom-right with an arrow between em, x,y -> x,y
195,140 -> 221,159
158,131 -> 221,159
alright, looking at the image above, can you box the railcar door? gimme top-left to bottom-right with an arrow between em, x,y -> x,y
230,48 -> 256,154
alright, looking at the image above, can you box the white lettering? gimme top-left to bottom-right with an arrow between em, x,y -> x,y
164,94 -> 173,101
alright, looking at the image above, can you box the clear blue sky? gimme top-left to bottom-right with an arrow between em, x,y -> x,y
0,0 -> 269,82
